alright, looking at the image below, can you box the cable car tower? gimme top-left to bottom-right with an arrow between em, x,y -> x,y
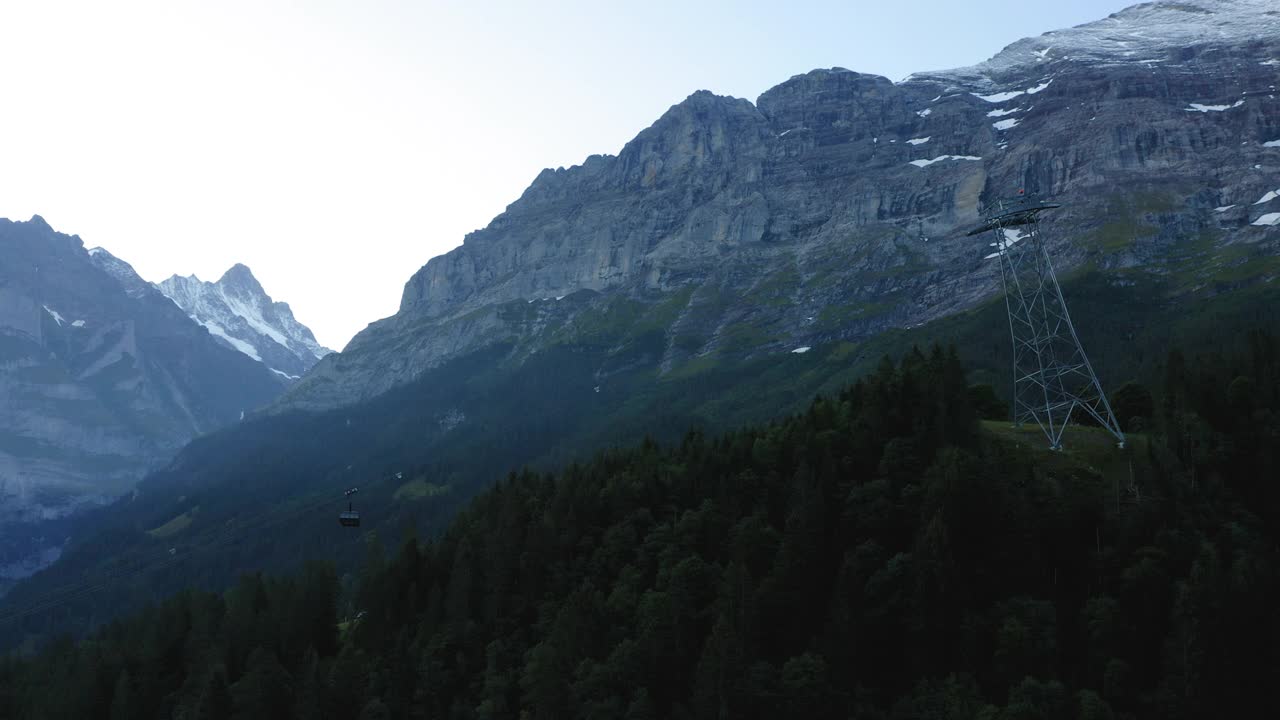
967,192 -> 1125,450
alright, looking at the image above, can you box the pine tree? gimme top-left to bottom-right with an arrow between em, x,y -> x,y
292,648 -> 324,720
359,697 -> 391,720
625,687 -> 657,720
108,669 -> 140,720
692,613 -> 742,719
193,669 -> 233,720
232,647 -> 294,719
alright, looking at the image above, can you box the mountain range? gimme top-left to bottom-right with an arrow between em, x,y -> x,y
0,217 -> 327,591
2,0 -> 1277,645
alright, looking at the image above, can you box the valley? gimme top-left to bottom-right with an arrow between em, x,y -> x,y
0,0 -> 1278,716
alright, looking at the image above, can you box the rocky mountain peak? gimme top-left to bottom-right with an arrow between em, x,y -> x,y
218,263 -> 265,293
25,214 -> 52,232
87,246 -> 155,299
157,266 -> 332,379
513,91 -> 765,205
614,90 -> 766,188
758,67 -> 894,108
758,67 -> 912,144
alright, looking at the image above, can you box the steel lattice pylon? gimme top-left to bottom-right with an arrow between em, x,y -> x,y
967,195 -> 1125,450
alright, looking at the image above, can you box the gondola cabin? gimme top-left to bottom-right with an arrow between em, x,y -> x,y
339,487 -> 360,527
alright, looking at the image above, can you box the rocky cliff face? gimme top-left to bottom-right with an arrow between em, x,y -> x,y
157,266 -> 332,379
281,0 -> 1278,414
0,217 -> 286,587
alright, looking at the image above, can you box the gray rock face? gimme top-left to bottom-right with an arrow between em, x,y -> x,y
157,265 -> 333,379
0,217 -> 286,586
281,0 -> 1279,413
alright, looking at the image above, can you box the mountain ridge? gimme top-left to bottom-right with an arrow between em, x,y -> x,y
278,0 -> 1278,413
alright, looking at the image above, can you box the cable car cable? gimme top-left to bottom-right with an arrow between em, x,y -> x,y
0,490 -> 351,627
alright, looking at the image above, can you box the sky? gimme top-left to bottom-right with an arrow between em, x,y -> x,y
0,0 -> 1136,350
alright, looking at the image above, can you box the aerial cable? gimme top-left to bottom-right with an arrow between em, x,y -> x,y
0,490 -> 351,627
0,492 -> 338,626
0,494 -> 331,625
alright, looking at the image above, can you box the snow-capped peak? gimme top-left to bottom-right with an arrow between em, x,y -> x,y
157,265 -> 332,379
906,0 -> 1280,88
87,246 -> 157,299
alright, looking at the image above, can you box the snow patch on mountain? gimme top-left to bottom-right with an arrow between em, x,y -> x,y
201,319 -> 262,361
909,155 -> 982,168
987,107 -> 1023,118
157,265 -> 332,379
42,306 -> 65,325
1186,99 -> 1244,112
973,80 -> 1052,104
974,89 -> 1026,103
1254,189 -> 1280,205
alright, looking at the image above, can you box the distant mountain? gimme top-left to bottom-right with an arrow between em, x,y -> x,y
0,216 -> 287,589
157,265 -> 332,379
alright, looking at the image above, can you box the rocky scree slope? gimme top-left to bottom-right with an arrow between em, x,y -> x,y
282,0 -> 1280,414
158,265 -> 332,379
0,217 -> 286,585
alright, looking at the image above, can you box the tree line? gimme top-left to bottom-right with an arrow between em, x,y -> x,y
2,337 -> 1278,718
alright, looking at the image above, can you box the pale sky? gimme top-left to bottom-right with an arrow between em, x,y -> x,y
0,0 -> 1135,350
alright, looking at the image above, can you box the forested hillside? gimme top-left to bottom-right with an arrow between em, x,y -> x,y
5,270 -> 1276,655
2,337 -> 1276,719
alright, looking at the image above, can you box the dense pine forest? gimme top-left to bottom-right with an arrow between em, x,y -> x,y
2,336 -> 1278,719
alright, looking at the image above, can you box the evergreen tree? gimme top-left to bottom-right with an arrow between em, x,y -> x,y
194,669 -> 233,720
625,688 -> 657,720
232,647 -> 293,720
1110,382 -> 1154,432
108,669 -> 140,720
